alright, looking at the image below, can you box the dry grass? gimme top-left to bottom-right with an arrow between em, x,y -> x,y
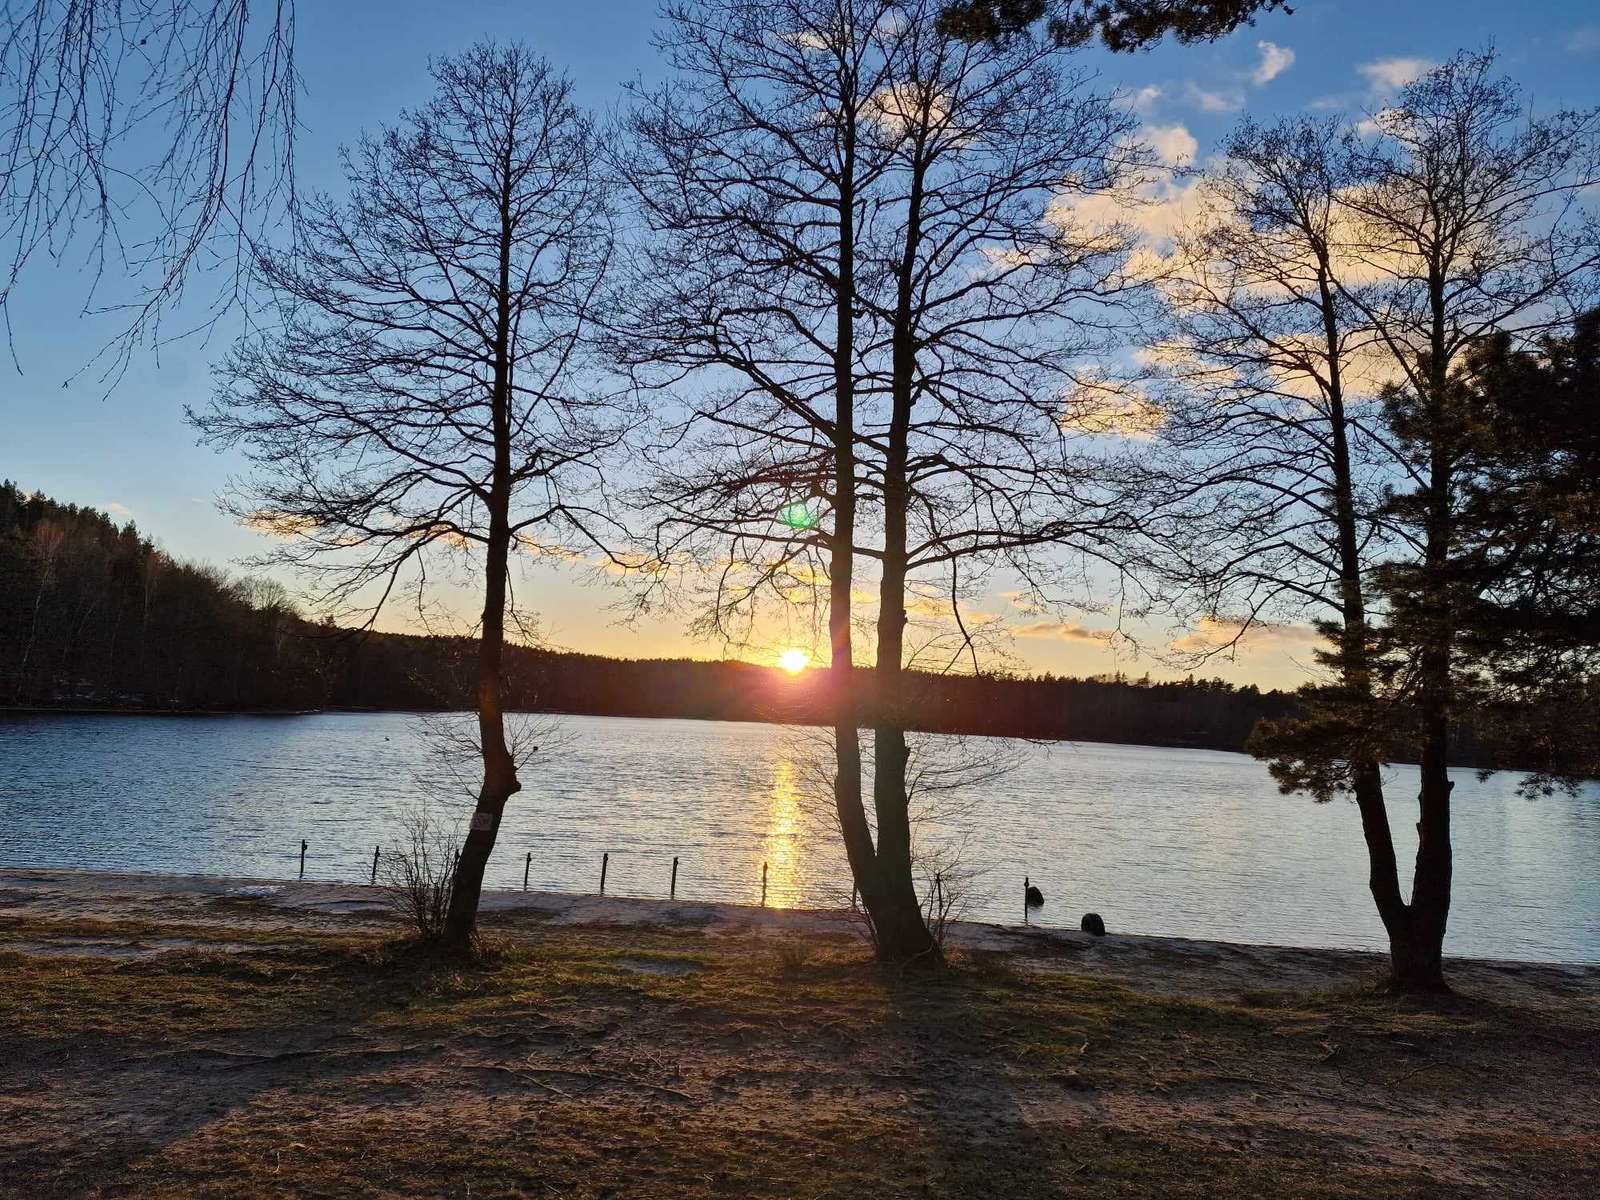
2,902 -> 1597,1199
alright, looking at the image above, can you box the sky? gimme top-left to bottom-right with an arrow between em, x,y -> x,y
5,0 -> 1600,689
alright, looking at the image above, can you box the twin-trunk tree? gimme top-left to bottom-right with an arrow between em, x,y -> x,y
191,44 -> 624,947
614,0 -> 1145,961
1142,52 -> 1600,990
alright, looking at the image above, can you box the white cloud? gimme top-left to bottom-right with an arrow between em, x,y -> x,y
1358,57 -> 1432,94
105,501 -> 132,518
1183,82 -> 1243,113
781,29 -> 831,51
1059,377 -> 1167,439
1128,84 -> 1163,116
1145,123 -> 1197,167
1251,41 -> 1295,85
1049,169 -> 1207,283
1355,108 -> 1401,139
1569,27 -> 1600,54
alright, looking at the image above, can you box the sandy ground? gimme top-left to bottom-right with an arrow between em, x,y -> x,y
2,868 -> 1599,1198
4,866 -> 1594,999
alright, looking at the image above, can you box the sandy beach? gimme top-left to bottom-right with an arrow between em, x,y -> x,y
3,867 -> 1597,1197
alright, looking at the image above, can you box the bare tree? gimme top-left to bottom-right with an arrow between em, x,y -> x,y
1,0 -> 298,377
853,8 -> 1145,960
1134,117 -> 1414,980
191,43 -> 626,948
1184,53 -> 1600,992
614,0 -> 900,955
1321,52 -> 1600,989
616,0 -> 1145,963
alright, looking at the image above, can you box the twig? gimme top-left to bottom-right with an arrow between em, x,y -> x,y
520,1062 -> 695,1101
472,1064 -> 571,1098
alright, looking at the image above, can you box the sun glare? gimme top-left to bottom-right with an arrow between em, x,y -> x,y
777,648 -> 810,674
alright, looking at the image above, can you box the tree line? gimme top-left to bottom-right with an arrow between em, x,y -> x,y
8,1 -> 1599,989
3,480 -> 1302,750
0,484 -> 322,710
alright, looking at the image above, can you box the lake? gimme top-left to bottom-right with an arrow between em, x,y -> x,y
1,712 -> 1596,963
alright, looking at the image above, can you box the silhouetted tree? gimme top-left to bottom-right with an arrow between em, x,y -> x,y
936,0 -> 1292,50
1136,117 -> 1410,979
191,43 -> 626,947
0,0 -> 297,376
614,0 -> 902,954
1258,52 -> 1600,990
616,0 -> 1146,962
1378,316 -> 1600,786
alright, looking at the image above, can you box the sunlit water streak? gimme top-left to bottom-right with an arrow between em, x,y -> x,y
1,712 -> 1596,963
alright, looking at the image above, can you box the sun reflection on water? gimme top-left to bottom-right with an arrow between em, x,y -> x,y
760,755 -> 803,907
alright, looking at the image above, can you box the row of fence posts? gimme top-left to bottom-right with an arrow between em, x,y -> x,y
304,838 -> 772,906
297,838 -> 1038,921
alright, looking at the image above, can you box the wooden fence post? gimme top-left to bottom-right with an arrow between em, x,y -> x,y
600,852 -> 609,895
670,856 -> 679,899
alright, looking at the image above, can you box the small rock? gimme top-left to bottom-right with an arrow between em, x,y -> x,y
1080,912 -> 1106,936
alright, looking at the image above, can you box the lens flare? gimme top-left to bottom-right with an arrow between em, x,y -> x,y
778,499 -> 819,530
777,648 -> 809,673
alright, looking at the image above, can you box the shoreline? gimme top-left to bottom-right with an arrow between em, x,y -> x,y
5,865 -> 1596,991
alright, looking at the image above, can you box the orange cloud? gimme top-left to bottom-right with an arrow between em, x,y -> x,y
1170,617 -> 1324,654
1014,621 -> 1111,643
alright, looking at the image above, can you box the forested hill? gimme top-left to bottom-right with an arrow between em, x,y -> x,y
0,481 -> 1291,752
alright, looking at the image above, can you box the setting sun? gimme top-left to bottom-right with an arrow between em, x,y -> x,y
776,648 -> 810,674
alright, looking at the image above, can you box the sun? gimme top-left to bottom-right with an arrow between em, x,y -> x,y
777,648 -> 810,674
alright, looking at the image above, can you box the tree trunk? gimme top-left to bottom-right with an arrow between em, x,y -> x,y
862,149 -> 937,966
1318,263 -> 1415,988
1388,279 -> 1456,993
829,143 -> 878,919
868,463 -> 933,961
1399,687 -> 1454,992
442,505 -> 519,947
443,142 -> 522,948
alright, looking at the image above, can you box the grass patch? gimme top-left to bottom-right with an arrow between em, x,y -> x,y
2,910 -> 1596,1198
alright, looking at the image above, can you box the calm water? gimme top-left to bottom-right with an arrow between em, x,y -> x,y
1,712 -> 1596,963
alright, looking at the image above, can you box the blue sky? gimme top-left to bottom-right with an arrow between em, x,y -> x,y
6,0 -> 1600,687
